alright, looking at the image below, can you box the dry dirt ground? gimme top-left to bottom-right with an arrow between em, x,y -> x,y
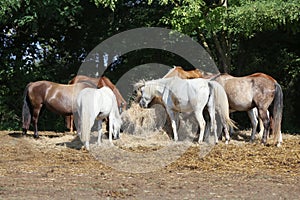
0,130 -> 299,200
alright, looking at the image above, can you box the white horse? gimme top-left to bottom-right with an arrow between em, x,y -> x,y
135,77 -> 235,144
76,86 -> 122,150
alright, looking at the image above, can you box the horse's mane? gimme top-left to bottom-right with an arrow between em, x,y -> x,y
163,66 -> 207,79
98,76 -> 116,89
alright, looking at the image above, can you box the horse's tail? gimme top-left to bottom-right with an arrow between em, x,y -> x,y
271,82 -> 283,143
112,92 -> 123,127
79,98 -> 91,145
209,81 -> 237,129
22,83 -> 32,132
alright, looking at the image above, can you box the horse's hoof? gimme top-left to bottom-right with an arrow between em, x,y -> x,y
97,141 -> 102,146
22,129 -> 27,136
33,134 -> 39,139
198,141 -> 204,145
225,140 -> 229,145
81,145 -> 89,152
261,142 -> 266,146
276,142 -> 282,147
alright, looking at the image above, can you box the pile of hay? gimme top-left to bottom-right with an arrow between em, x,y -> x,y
120,102 -> 209,142
121,103 -> 168,136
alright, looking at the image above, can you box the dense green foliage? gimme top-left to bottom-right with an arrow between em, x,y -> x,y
0,0 -> 299,132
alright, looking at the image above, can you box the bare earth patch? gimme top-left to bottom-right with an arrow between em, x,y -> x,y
0,130 -> 299,199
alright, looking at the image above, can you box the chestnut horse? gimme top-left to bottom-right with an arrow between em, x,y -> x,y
66,75 -> 127,132
22,80 -> 97,138
163,66 -> 205,79
164,67 -> 283,146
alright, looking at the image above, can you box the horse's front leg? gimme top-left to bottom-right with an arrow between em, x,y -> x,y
70,114 -> 74,133
85,141 -> 90,151
97,119 -> 103,145
108,117 -> 113,144
73,112 -> 81,137
166,109 -> 178,141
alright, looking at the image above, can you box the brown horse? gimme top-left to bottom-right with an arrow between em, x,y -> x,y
66,75 -> 127,132
164,67 -> 283,146
22,80 -> 97,138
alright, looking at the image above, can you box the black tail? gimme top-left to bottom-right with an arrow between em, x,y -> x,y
271,82 -> 283,143
22,83 -> 32,133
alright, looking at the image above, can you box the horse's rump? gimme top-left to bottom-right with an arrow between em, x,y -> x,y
77,87 -> 122,148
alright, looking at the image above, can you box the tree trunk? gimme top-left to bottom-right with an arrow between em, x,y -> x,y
213,32 -> 231,73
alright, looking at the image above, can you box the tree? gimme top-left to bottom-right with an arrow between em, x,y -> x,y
160,0 -> 300,72
0,0 -> 299,131
0,0 -> 116,130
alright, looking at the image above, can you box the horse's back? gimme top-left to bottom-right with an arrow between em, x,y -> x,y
248,72 -> 277,83
167,77 -> 211,106
77,87 -> 118,120
78,86 -> 115,108
99,76 -> 127,110
69,75 -> 99,85
218,73 -> 277,111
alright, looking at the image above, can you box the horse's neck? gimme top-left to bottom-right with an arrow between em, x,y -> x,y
152,85 -> 166,96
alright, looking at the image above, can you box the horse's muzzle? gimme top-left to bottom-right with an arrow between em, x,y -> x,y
139,100 -> 147,108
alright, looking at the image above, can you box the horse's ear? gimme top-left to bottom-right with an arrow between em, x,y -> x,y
133,79 -> 145,91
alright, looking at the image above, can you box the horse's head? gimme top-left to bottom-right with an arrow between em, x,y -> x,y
133,80 -> 145,102
139,84 -> 155,108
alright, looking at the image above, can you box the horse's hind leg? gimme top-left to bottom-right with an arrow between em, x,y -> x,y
256,108 -> 268,139
258,108 -> 270,145
108,117 -> 114,145
223,126 -> 230,144
73,112 -> 81,137
32,106 -> 42,138
97,119 -> 103,145
195,110 -> 206,143
248,108 -> 259,142
165,108 -> 178,141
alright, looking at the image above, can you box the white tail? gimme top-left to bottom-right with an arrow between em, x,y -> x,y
209,81 -> 236,129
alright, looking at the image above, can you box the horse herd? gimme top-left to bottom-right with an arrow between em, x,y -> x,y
22,66 -> 283,150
